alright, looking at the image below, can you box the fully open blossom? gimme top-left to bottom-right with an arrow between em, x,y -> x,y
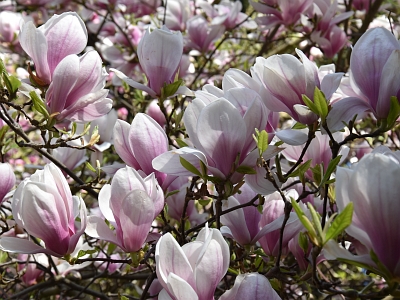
0,163 -> 87,257
45,50 -> 112,122
156,227 -> 230,300
251,0 -> 313,28
253,49 -> 342,124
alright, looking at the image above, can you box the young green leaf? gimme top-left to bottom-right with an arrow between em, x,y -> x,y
386,96 -> 400,130
291,199 -> 320,246
324,202 -> 353,243
320,155 -> 341,187
29,91 -> 50,119
257,130 -> 269,156
302,94 -> 319,115
179,156 -> 202,177
175,138 -> 188,148
313,87 -> 328,121
236,165 -> 257,174
162,79 -> 183,99
292,122 -> 307,130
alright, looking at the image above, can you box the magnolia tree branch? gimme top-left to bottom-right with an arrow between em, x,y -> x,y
0,108 -> 99,198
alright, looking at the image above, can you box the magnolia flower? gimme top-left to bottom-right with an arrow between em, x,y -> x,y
112,26 -> 184,98
155,227 -> 230,300
45,50 -> 112,122
0,164 -> 87,257
86,167 -> 164,253
219,273 -> 281,300
200,0 -> 257,30
327,27 -> 400,131
251,0 -> 313,28
186,15 -> 225,53
17,253 -> 47,285
324,147 -> 400,280
113,113 -> 169,186
153,88 -> 280,183
258,192 -> 304,257
161,0 -> 192,31
0,11 -> 23,45
0,163 -> 15,204
19,12 -> 87,85
252,49 -> 343,124
282,131 -> 349,180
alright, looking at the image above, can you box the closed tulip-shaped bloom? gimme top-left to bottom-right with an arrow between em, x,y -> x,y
111,26 -> 185,98
156,227 -> 230,300
327,27 -> 400,131
0,163 -> 87,257
113,113 -> 169,185
86,166 -> 164,253
45,50 -> 112,122
324,147 -> 400,280
0,163 -> 16,204
19,12 -> 87,85
219,273 -> 281,300
138,25 -> 182,96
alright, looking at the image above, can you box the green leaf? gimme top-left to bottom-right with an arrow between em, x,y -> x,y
298,231 -> 309,253
325,202 -> 353,243
162,79 -> 183,99
85,162 -> 97,173
0,124 -> 9,141
236,165 -> 257,174
3,75 -> 21,96
179,156 -> 202,177
29,91 -> 49,119
302,94 -> 318,115
175,138 -> 188,148
198,198 -> 211,206
77,249 -> 97,259
165,189 -> 179,198
307,203 -> 323,239
70,122 -> 77,137
292,122 -> 307,129
227,267 -> 239,275
291,199 -> 319,246
0,250 -> 7,263
199,159 -> 208,176
313,87 -> 328,121
386,96 -> 400,130
288,159 -> 312,178
257,130 -> 269,156
320,155 -> 341,187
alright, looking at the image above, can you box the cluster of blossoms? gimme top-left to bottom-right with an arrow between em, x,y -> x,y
0,0 -> 400,299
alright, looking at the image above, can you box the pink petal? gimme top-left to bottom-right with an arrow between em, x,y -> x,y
113,120 -> 141,169
130,113 -> 168,178
116,190 -> 155,252
41,12 -> 87,75
155,233 -> 195,291
196,98 -> 246,176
